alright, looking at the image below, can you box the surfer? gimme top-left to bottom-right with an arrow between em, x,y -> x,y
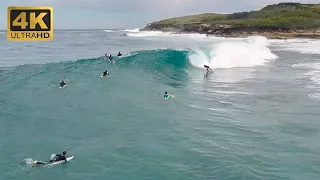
204,65 -> 213,77
54,151 -> 67,161
204,65 -> 212,72
32,151 -> 67,165
163,92 -> 173,99
163,92 -> 169,99
117,52 -> 122,57
163,92 -> 175,99
59,80 -> 66,88
102,70 -> 109,76
105,54 -> 112,60
108,54 -> 115,63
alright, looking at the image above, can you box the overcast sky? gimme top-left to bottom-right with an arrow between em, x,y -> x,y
1,0 -> 319,29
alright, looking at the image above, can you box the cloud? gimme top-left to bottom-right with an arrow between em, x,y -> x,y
9,0 -> 320,13
22,0 -> 320,15
3,0 -> 319,28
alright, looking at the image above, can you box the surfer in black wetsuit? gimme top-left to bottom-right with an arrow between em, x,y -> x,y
108,54 -> 115,63
204,65 -> 212,72
32,151 -> 67,165
54,151 -> 67,161
60,80 -> 66,88
204,65 -> 213,78
102,70 -> 109,76
117,52 -> 122,57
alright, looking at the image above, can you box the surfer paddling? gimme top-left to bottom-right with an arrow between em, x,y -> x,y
163,92 -> 175,100
32,151 -> 68,165
101,70 -> 109,77
59,80 -> 66,88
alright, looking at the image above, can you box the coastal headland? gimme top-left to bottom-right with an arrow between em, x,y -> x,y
142,3 -> 320,39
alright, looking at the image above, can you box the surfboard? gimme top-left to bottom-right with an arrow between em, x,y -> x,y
164,95 -> 175,100
105,57 -> 115,64
101,73 -> 109,77
48,156 -> 74,165
59,85 -> 66,89
31,156 -> 74,167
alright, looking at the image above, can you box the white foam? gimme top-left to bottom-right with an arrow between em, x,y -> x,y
293,63 -> 320,70
122,28 -> 140,32
102,30 -> 114,33
309,93 -> 320,100
127,30 -> 169,37
270,38 -> 320,54
129,29 -> 320,55
293,63 -> 320,86
25,158 -> 34,165
126,30 -> 212,40
293,63 -> 320,100
188,36 -> 278,69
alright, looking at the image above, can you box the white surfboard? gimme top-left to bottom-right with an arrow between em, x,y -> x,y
101,73 -> 109,77
164,95 -> 175,100
169,95 -> 175,99
48,156 -> 74,165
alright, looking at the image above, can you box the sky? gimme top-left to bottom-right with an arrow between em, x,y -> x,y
1,0 -> 319,29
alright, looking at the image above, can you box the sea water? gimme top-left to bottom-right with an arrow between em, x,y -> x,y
0,29 -> 320,180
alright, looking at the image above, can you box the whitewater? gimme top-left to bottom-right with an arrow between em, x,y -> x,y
1,29 -> 320,180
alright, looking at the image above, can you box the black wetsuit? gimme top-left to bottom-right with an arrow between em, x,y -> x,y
35,161 -> 47,165
204,65 -> 212,72
102,71 -> 109,76
118,53 -> 122,57
60,82 -> 65,87
35,154 -> 66,165
55,154 -> 67,161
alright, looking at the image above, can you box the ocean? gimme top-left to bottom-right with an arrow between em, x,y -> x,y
0,29 -> 320,180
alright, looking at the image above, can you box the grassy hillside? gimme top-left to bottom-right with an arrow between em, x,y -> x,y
144,3 -> 320,31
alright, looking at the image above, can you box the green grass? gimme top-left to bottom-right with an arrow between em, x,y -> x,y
146,2 -> 320,30
150,13 -> 227,25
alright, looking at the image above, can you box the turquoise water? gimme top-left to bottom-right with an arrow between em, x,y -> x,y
1,30 -> 320,180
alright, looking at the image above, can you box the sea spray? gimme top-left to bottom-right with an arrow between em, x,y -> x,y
188,36 -> 278,69
126,31 -> 167,37
102,30 -> 114,33
122,28 -> 140,32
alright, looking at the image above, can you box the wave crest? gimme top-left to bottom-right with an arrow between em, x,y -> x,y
188,36 -> 278,69
122,28 -> 140,32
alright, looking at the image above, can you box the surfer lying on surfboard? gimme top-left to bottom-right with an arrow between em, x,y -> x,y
32,151 -> 67,165
101,70 -> 109,77
163,92 -> 175,99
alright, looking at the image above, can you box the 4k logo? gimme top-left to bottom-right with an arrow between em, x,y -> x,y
7,6 -> 53,41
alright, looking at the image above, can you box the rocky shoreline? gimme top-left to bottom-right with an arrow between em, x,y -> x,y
142,25 -> 320,39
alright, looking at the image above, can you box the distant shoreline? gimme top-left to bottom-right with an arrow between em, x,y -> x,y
140,28 -> 320,39
142,3 -> 320,40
